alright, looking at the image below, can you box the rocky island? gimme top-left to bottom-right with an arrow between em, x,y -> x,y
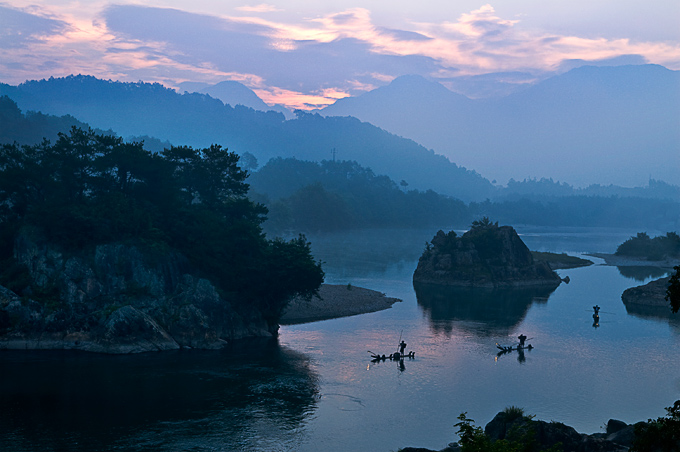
413,219 -> 563,288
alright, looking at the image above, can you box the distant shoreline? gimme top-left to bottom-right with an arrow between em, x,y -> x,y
280,284 -> 401,325
587,253 -> 680,268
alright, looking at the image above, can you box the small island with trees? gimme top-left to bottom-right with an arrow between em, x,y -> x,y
413,218 -> 564,288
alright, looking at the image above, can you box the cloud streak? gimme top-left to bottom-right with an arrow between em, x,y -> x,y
0,2 -> 678,108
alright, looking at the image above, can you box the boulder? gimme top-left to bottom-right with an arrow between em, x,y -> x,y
484,411 -> 628,452
621,276 -> 671,308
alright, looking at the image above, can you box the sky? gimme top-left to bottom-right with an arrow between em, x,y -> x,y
1,1 -> 679,109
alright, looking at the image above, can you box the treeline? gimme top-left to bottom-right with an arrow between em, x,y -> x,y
615,232 -> 680,260
0,75 -> 496,202
249,158 -> 468,232
499,177 -> 680,201
0,95 -> 99,145
248,158 -> 680,234
0,128 -> 323,321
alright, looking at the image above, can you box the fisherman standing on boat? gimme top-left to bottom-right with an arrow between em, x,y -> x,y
399,340 -> 407,356
518,334 -> 527,348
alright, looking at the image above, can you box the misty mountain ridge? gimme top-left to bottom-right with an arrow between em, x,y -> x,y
0,75 -> 494,202
1,87 -> 678,204
178,80 -> 294,119
319,64 -> 680,188
1,96 -> 678,232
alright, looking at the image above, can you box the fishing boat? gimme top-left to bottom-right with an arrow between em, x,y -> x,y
496,343 -> 533,353
369,351 -> 415,361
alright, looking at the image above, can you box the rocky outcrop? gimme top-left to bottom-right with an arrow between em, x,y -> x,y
400,412 -> 645,452
0,231 -> 276,353
413,226 -> 562,288
621,276 -> 671,308
483,411 -> 632,452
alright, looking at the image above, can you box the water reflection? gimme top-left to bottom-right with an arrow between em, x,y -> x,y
616,266 -> 670,281
0,339 -> 319,452
623,304 -> 680,335
496,346 -> 531,364
414,282 -> 557,337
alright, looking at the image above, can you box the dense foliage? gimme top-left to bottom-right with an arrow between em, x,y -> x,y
249,157 -> 470,232
0,127 -> 323,321
667,266 -> 680,314
631,400 -> 680,452
615,232 -> 680,260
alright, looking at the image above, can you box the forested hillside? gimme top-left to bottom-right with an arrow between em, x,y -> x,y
0,127 -> 323,321
0,75 -> 495,202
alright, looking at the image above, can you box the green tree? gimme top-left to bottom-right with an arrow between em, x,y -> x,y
0,127 -> 323,321
631,400 -> 680,452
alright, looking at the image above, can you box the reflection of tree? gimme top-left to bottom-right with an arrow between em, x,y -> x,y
616,266 -> 670,282
414,282 -> 557,337
624,304 -> 680,336
0,339 -> 318,451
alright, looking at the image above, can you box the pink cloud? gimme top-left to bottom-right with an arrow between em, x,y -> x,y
1,2 -> 678,110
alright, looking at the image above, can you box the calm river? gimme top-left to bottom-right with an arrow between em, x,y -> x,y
1,227 -> 678,451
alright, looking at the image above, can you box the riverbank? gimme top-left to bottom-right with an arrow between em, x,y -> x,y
279,284 -> 401,324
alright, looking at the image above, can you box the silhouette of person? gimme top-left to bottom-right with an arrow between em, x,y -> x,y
399,340 -> 407,355
593,305 -> 600,315
518,334 -> 527,348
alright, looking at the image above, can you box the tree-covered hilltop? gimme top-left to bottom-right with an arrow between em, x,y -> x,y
615,232 -> 680,261
247,157 -> 680,234
0,95 -> 100,145
0,127 -> 323,324
249,157 -> 470,232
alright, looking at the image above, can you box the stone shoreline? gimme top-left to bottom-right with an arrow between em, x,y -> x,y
279,284 -> 401,325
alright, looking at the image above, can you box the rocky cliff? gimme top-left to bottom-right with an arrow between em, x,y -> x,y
0,232 -> 276,353
413,225 -> 562,288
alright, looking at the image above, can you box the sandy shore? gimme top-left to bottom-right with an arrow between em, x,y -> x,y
280,284 -> 401,325
587,253 -> 680,268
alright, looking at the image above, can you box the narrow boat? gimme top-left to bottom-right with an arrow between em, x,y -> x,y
496,343 -> 533,353
370,351 -> 415,361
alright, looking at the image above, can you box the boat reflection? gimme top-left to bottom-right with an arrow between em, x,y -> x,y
414,282 -> 558,337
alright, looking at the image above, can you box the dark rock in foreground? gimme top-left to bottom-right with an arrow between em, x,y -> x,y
413,224 -> 562,288
401,411 -> 645,452
621,276 -> 671,308
0,232 -> 276,354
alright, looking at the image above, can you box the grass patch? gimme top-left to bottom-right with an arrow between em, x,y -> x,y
531,251 -> 592,269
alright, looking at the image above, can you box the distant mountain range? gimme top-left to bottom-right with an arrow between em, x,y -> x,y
177,80 -> 293,119
0,75 -> 494,202
319,64 -> 680,187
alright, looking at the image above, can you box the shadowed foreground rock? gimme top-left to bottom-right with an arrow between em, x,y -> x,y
0,233 -> 276,353
401,411 -> 646,452
621,276 -> 671,309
